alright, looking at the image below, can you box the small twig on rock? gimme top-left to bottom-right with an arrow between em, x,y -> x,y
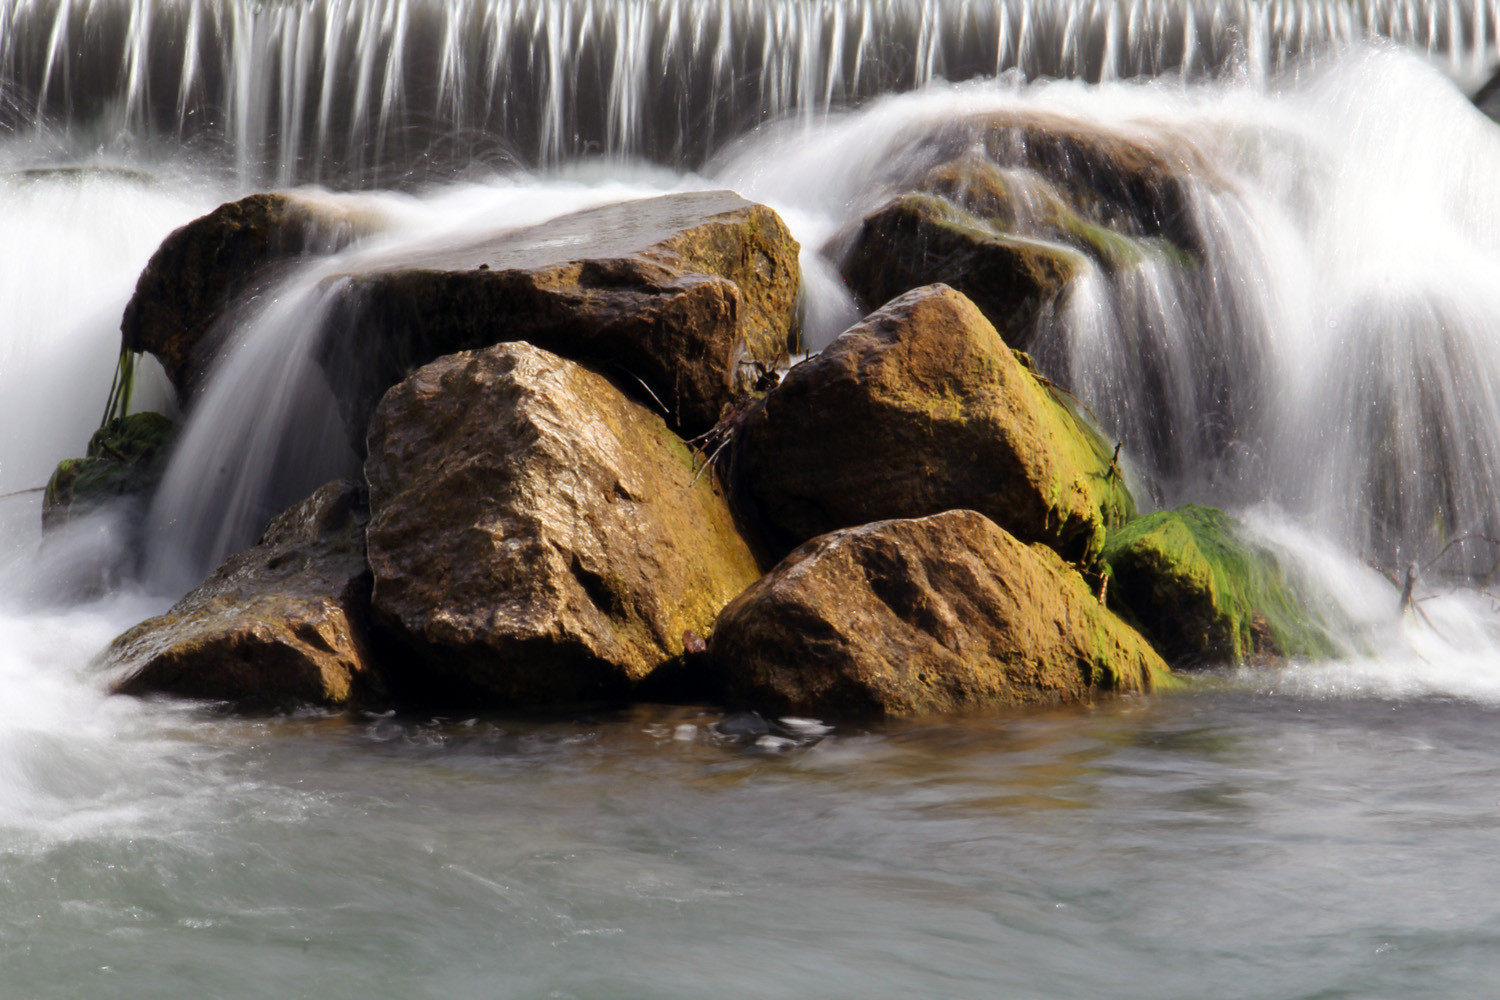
1420,533 -> 1500,575
688,436 -> 731,489
611,365 -> 670,417
0,486 -> 45,501
1106,440 -> 1123,483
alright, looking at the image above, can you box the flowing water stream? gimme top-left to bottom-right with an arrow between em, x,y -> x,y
6,1 -> 1500,995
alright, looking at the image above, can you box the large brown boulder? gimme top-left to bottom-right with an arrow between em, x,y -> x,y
709,509 -> 1170,719
122,192 -> 373,397
735,283 -> 1134,564
317,190 -> 801,445
364,341 -> 763,706
103,479 -> 384,710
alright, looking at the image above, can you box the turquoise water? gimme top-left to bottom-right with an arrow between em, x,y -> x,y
6,687 -> 1500,998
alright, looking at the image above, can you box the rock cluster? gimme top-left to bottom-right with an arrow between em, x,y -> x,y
84,118 -> 1335,722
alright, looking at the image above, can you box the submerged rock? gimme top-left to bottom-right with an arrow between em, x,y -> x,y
317,190 -> 801,445
122,192 -> 372,397
364,341 -> 763,706
105,479 -> 384,710
1102,504 -> 1336,667
709,509 -> 1170,719
43,411 -> 175,531
736,283 -> 1133,563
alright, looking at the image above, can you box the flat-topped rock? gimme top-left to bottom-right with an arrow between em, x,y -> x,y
317,190 -> 801,444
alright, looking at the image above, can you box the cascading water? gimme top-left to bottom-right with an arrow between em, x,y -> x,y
10,2 -> 1500,995
3,0 -> 1498,184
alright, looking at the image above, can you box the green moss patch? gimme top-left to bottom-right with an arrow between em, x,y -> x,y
43,411 -> 175,529
1102,504 -> 1335,668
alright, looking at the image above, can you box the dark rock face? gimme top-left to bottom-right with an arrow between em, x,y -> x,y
43,412 -> 175,531
317,190 -> 801,446
363,341 -> 763,707
735,284 -> 1134,564
840,193 -> 1080,351
709,509 -> 1170,719
105,479 -> 384,710
122,192 -> 371,398
836,111 -> 1204,347
1102,505 -> 1337,668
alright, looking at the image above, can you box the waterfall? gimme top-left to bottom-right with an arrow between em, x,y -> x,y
5,0 -> 1500,672
3,0 -> 1498,187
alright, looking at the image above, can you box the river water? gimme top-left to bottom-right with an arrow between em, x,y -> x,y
7,0 -> 1500,994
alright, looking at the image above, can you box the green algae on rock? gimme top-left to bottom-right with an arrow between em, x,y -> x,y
736,283 -> 1134,564
43,411 -> 176,530
1102,504 -> 1337,668
710,509 -> 1170,720
835,110 -> 1204,347
364,341 -> 763,707
840,193 -> 1081,351
105,479 -> 386,711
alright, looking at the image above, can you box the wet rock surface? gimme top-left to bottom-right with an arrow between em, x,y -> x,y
364,341 -> 763,707
709,509 -> 1169,719
735,283 -> 1133,563
840,193 -> 1080,351
836,111 -> 1204,345
122,192 -> 372,398
105,479 -> 384,710
317,190 -> 800,445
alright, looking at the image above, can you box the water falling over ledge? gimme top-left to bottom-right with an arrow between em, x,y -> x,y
4,0 -> 1499,186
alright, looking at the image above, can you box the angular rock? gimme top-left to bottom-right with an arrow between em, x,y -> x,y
710,509 -> 1170,719
736,284 -> 1134,564
318,190 -> 801,445
104,479 -> 383,710
122,192 -> 372,397
364,341 -> 763,706
1102,505 -> 1336,667
43,411 -> 175,531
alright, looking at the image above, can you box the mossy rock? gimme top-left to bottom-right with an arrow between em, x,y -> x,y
737,284 -> 1134,565
710,509 -> 1171,720
1102,505 -> 1335,668
839,193 -> 1080,353
43,411 -> 175,530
